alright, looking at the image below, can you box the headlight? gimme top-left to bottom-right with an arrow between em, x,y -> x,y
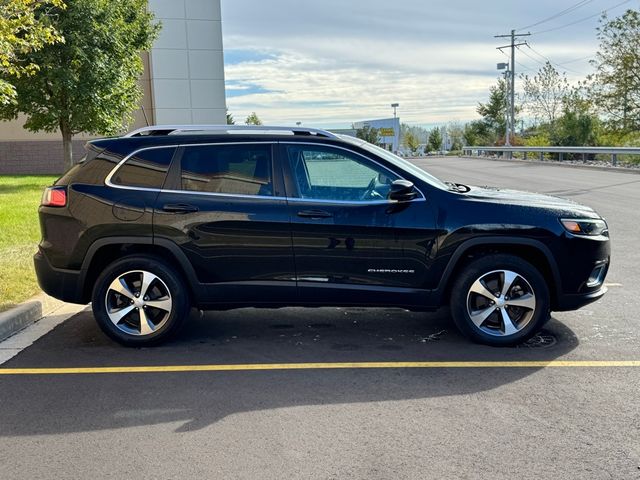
560,218 -> 608,236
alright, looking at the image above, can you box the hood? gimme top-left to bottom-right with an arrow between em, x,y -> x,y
463,185 -> 600,218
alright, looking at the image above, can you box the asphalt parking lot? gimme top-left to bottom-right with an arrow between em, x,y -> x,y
1,157 -> 639,479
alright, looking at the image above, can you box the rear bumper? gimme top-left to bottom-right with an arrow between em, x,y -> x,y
34,250 -> 86,304
554,286 -> 607,312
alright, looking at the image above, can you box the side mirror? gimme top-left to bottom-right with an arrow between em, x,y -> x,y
389,179 -> 418,202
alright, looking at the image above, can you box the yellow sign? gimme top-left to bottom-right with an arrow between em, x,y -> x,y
379,128 -> 395,137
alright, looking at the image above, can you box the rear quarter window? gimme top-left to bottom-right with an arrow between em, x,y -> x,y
111,147 -> 176,189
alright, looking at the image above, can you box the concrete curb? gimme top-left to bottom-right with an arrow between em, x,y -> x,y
457,155 -> 640,175
0,294 -> 67,342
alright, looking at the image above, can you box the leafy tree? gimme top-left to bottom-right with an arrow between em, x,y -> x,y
0,0 -> 159,169
521,61 -> 570,126
402,130 -> 420,153
590,9 -> 640,132
226,110 -> 235,125
400,123 -> 428,144
0,0 -> 64,105
354,125 -> 379,144
245,112 -> 263,125
462,120 -> 490,146
427,128 -> 443,152
551,88 -> 599,147
446,122 -> 464,150
477,77 -> 508,141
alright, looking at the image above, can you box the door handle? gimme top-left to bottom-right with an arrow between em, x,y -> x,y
297,209 -> 332,219
162,203 -> 199,213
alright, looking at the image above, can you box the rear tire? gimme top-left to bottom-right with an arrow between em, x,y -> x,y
449,254 -> 550,347
91,255 -> 190,346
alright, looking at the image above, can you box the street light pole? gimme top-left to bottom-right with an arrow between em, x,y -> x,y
391,103 -> 399,119
390,103 -> 399,153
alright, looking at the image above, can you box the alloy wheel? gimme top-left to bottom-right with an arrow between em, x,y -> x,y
105,270 -> 173,336
466,269 -> 537,337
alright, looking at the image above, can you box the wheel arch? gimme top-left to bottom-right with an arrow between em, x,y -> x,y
436,237 -> 562,308
79,236 -> 202,304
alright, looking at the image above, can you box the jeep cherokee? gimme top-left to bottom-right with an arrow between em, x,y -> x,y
34,125 -> 610,347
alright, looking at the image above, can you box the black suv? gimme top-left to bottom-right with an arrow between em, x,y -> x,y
35,125 -> 610,347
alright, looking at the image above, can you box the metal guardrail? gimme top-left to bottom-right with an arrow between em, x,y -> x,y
462,146 -> 640,166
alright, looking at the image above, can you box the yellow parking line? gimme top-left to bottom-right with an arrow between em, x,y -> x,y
0,360 -> 639,375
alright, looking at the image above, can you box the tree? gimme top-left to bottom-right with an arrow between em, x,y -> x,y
427,128 -> 443,152
245,112 -> 262,125
551,87 -> 599,147
0,0 -> 159,169
0,0 -> 64,105
402,130 -> 420,153
446,122 -> 464,150
354,125 -> 379,144
477,77 -> 508,142
590,9 -> 640,132
521,61 -> 570,126
226,110 -> 235,125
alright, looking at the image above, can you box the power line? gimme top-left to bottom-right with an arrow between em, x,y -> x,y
531,0 -> 633,34
500,48 -> 535,72
518,0 -> 595,30
524,44 -> 590,75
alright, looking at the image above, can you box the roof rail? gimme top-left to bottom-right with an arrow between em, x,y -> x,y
124,124 -> 339,139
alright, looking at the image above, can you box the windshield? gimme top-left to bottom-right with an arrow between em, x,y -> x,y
337,135 -> 449,191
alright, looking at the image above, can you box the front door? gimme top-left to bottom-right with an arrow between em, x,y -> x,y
282,142 -> 432,307
153,142 -> 296,305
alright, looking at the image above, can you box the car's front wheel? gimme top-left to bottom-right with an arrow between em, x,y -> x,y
91,255 -> 190,346
450,254 -> 550,346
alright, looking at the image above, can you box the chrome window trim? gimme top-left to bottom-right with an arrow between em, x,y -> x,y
104,142 -> 276,194
104,140 -> 426,205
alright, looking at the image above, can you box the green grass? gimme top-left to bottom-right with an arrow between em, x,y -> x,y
0,175 -> 58,312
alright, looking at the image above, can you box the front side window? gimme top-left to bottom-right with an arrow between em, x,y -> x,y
180,144 -> 273,196
286,144 -> 399,201
112,147 -> 176,189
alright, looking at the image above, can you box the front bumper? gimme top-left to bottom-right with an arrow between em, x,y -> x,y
34,250 -> 86,304
554,286 -> 607,312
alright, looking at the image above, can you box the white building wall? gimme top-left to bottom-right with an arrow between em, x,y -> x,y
148,0 -> 226,124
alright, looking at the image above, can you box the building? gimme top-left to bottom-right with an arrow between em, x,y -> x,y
0,0 -> 227,174
353,118 -> 401,152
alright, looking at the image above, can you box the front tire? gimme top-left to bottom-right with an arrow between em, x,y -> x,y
450,254 -> 550,347
91,255 -> 190,346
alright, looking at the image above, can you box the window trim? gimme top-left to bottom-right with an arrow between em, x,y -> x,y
105,140 -> 426,205
105,142 -> 285,200
280,142 -> 426,205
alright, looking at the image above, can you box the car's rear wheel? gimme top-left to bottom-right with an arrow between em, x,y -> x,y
450,254 -> 550,346
92,255 -> 190,346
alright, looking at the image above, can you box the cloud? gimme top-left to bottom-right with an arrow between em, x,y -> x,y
220,0 -> 616,127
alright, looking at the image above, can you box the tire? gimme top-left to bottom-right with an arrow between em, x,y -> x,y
449,254 -> 550,347
91,255 -> 190,346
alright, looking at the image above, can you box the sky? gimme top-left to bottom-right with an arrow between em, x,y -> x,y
220,0 -> 639,129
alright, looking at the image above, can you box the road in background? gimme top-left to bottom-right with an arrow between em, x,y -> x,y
0,158 -> 638,479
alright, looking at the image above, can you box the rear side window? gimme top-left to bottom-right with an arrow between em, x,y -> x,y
180,144 -> 273,196
111,147 -> 175,189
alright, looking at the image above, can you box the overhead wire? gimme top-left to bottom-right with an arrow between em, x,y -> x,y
522,44 -> 590,75
530,0 -> 634,34
518,0 -> 595,30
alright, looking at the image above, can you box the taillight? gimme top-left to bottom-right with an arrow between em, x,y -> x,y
41,186 -> 67,207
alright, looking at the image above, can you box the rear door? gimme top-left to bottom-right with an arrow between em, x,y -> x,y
153,141 -> 296,305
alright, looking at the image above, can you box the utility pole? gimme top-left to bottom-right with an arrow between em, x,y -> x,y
495,29 -> 530,147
